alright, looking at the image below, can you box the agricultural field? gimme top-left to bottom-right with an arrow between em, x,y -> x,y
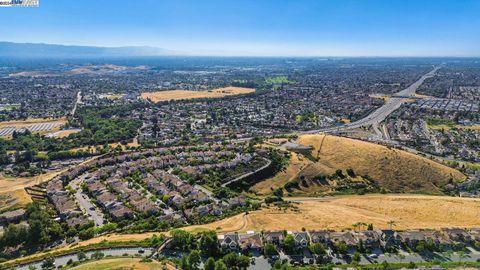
0,118 -> 67,137
185,195 -> 480,233
254,134 -> 465,195
139,87 -> 255,102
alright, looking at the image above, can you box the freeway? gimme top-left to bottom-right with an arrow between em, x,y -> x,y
306,66 -> 440,134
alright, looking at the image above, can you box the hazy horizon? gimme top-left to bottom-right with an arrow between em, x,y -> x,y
0,0 -> 479,57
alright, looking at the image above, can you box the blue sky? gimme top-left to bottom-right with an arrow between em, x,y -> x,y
0,0 -> 479,56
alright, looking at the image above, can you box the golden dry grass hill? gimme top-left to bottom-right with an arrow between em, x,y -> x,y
254,134 -> 465,195
184,195 -> 480,233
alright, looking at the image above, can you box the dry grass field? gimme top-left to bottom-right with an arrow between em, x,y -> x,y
0,171 -> 61,193
0,171 -> 61,212
253,152 -> 310,194
0,189 -> 32,212
69,138 -> 141,153
185,195 -> 480,233
254,134 -> 465,194
5,194 -> 479,266
427,124 -> 480,131
139,87 -> 255,102
70,258 -> 172,270
0,157 -> 100,213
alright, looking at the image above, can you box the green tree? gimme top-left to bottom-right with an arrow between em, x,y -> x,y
415,241 -> 425,253
335,242 -> 348,255
181,256 -> 189,270
188,250 -> 201,270
309,243 -> 326,255
199,230 -> 219,257
77,252 -> 87,261
0,224 -> 28,247
41,257 -> 54,269
90,251 -> 104,260
283,235 -> 296,254
214,260 -> 227,270
171,230 -> 193,251
204,257 -> 216,270
223,252 -> 239,269
264,243 -> 278,256
352,252 -> 361,263
26,203 -> 63,245
237,255 -> 250,270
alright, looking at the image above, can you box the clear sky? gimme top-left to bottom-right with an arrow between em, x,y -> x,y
0,0 -> 479,56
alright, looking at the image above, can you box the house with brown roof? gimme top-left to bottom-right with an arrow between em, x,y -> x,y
330,231 -> 357,247
422,230 -> 451,249
397,230 -> 426,249
309,230 -> 332,245
263,231 -> 285,246
468,228 -> 480,242
442,228 -> 470,243
355,230 -> 381,249
109,203 -> 134,220
238,231 -> 263,251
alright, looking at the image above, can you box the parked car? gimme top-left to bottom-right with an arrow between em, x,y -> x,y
368,254 -> 378,259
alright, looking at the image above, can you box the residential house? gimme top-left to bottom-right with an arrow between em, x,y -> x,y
376,230 -> 401,249
219,233 -> 239,251
309,230 -> 332,245
238,231 -> 263,251
263,231 -> 285,246
290,231 -> 310,249
355,230 -> 380,249
397,230 -> 426,249
330,231 -> 357,247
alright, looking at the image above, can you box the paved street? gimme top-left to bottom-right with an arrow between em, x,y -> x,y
69,174 -> 105,226
16,247 -> 154,270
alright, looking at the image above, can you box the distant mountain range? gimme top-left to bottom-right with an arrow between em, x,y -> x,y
0,42 -> 180,58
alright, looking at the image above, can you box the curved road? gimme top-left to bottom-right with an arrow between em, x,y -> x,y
221,157 -> 272,187
305,66 -> 440,134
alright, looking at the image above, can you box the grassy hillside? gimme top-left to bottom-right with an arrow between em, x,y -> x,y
185,195 -> 480,232
253,134 -> 465,195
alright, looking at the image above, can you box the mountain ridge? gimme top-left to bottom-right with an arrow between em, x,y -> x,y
0,41 -> 181,58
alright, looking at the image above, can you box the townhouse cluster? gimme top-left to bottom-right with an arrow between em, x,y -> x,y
46,143 -> 257,227
218,228 -> 480,253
